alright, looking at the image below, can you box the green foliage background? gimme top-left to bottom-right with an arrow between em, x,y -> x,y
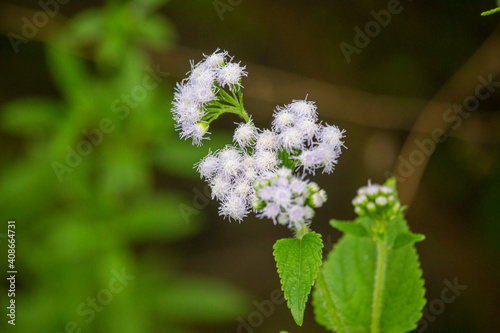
0,1 -> 249,332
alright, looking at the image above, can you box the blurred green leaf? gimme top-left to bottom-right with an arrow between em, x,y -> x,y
45,45 -> 89,101
2,98 -> 61,136
150,277 -> 249,323
60,9 -> 104,48
330,219 -> 371,238
138,15 -> 176,50
123,193 -> 202,241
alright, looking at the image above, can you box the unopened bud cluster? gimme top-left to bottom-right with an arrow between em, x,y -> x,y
352,181 -> 400,221
253,167 -> 327,230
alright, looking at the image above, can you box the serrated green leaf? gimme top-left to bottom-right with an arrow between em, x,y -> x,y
330,219 -> 370,238
313,221 -> 426,332
273,232 -> 323,326
392,232 -> 425,250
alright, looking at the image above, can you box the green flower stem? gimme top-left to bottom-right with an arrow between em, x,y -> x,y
481,7 -> 500,16
316,269 -> 347,333
231,89 -> 249,122
207,87 -> 250,123
239,107 -> 250,122
371,240 -> 388,333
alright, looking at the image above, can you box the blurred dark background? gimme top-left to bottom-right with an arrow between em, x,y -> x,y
1,0 -> 499,332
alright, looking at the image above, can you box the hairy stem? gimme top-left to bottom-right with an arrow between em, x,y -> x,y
316,269 -> 347,333
371,241 -> 388,333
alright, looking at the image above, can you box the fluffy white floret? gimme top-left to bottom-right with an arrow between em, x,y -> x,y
272,110 -> 295,132
219,192 -> 248,221
196,152 -> 219,180
319,124 -> 345,147
294,118 -> 318,143
189,66 -> 216,87
255,130 -> 280,151
234,179 -> 253,197
280,127 -> 303,151
233,122 -> 257,148
210,175 -> 232,200
218,147 -> 242,177
254,150 -> 278,172
217,62 -> 247,89
203,50 -> 227,68
289,100 -> 318,120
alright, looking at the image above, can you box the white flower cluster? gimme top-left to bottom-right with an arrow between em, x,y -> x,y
352,181 -> 400,220
196,123 -> 280,221
173,51 -> 346,227
195,100 -> 344,223
171,50 -> 247,146
253,167 -> 327,229
272,100 -> 345,174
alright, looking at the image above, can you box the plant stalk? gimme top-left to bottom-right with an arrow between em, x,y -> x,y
371,241 -> 388,333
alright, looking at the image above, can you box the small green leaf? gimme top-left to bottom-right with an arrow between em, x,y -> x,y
384,177 -> 397,191
330,219 -> 370,238
392,232 -> 425,250
273,232 -> 323,326
481,7 -> 500,16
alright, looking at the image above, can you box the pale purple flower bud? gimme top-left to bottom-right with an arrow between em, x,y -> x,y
258,186 -> 274,201
380,186 -> 393,194
375,196 -> 388,206
289,205 -> 306,224
290,179 -> 307,194
262,202 -> 280,222
273,187 -> 292,207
